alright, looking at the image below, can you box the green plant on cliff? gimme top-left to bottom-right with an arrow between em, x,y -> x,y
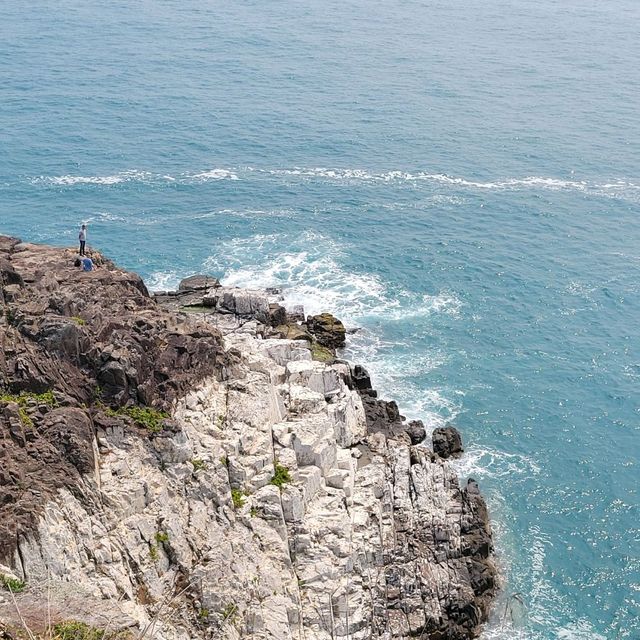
0,389 -> 58,427
191,458 -> 207,472
221,602 -> 238,622
269,463 -> 291,488
0,389 -> 58,409
231,489 -> 246,509
4,306 -> 17,326
149,544 -> 159,562
104,405 -> 168,434
51,621 -> 106,640
70,316 -> 86,326
310,341 -> 334,363
155,531 -> 169,544
0,574 -> 25,593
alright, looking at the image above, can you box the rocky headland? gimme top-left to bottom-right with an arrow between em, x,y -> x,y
0,237 -> 497,639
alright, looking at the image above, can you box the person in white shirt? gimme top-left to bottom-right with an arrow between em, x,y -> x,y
78,224 -> 87,255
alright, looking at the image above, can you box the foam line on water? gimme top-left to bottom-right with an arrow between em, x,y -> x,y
253,167 -> 640,199
30,168 -> 240,186
27,167 -> 640,201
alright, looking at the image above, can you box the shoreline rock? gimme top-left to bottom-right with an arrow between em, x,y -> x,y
0,252 -> 497,639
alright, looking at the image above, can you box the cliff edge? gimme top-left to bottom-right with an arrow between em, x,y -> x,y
0,237 -> 496,639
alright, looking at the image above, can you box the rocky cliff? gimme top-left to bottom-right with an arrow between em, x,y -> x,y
0,237 -> 496,639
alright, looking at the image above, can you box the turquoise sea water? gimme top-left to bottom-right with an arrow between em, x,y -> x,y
1,1 -> 639,637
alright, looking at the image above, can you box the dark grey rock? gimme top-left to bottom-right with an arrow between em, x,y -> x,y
432,425 -> 464,459
405,419 -> 427,445
178,274 -> 220,291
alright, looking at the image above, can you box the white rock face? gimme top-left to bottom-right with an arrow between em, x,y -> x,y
0,309 -> 494,639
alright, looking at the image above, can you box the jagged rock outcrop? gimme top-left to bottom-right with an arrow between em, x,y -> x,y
306,313 -> 346,350
0,241 -> 496,639
432,425 -> 464,459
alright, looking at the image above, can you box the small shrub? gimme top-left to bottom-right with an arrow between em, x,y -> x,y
231,489 -> 245,509
269,463 -> 291,488
71,316 -> 86,326
198,607 -> 209,620
0,389 -> 58,427
216,414 -> 225,429
155,531 -> 169,544
5,306 -> 17,326
191,458 -> 207,472
0,389 -> 58,409
18,407 -> 33,429
221,602 -> 237,622
0,574 -> 25,593
220,455 -> 228,467
250,506 -> 258,518
149,544 -> 159,562
52,620 -> 105,640
126,406 -> 168,433
103,405 -> 168,434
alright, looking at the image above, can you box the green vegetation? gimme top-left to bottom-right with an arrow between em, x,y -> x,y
0,574 -> 25,593
198,607 -> 210,620
149,544 -> 159,562
155,531 -> 169,544
18,407 -> 33,428
71,316 -> 86,326
231,489 -> 246,509
221,602 -> 238,622
4,306 -> 17,326
191,458 -> 207,472
269,463 -> 292,488
220,455 -> 228,467
105,405 -> 168,433
310,341 -> 334,363
0,389 -> 58,428
250,506 -> 259,518
51,621 -> 106,640
0,389 -> 58,409
216,414 -> 225,429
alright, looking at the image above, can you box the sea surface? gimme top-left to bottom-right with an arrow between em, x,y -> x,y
1,1 -> 639,637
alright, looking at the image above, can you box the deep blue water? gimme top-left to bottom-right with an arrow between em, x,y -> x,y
1,1 -> 639,637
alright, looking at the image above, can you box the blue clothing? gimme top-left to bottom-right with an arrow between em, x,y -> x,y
81,257 -> 93,271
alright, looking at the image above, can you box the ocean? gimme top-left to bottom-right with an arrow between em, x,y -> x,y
1,1 -> 639,637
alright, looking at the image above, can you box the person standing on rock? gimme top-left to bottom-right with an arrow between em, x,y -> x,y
78,224 -> 87,256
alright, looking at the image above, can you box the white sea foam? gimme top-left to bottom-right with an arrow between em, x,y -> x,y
145,270 -> 181,292
188,168 -> 239,181
449,446 -> 542,480
31,167 -> 240,186
30,166 -> 640,202
32,169 -> 154,186
249,166 -> 640,200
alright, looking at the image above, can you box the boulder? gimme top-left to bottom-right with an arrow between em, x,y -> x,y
287,305 -> 305,323
306,312 -> 346,350
432,425 -> 464,458
178,274 -> 220,291
267,303 -> 287,327
405,419 -> 426,445
351,364 -> 372,390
